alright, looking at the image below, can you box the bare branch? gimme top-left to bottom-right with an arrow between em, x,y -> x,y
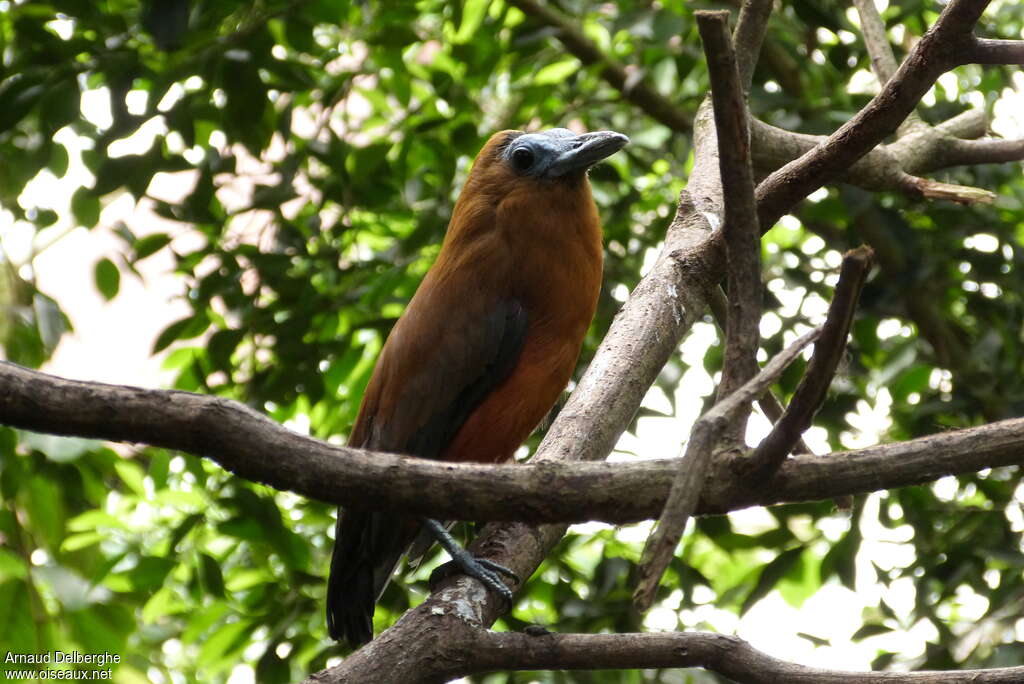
756,0 -> 993,230
633,10 -> 770,611
942,136 -> 1024,167
506,0 -> 691,133
933,108 -> 988,139
634,327 -> 821,611
697,10 -> 762,444
896,174 -> 996,203
852,0 -> 926,136
746,247 -> 873,477
9,362 -> 1024,524
708,288 -> 811,454
732,0 -> 775,92
750,116 -> 1022,203
964,36 -> 1024,64
853,0 -> 900,83
457,630 -> 1024,683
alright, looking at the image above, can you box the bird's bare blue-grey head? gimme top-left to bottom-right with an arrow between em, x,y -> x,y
502,128 -> 629,180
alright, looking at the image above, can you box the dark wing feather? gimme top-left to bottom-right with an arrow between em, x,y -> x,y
406,301 -> 527,457
327,294 -> 527,644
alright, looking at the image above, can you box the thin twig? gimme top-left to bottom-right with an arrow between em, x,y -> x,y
933,108 -> 988,139
965,37 -> 1024,64
699,10 -> 762,445
852,0 -> 926,136
732,0 -> 775,93
637,11 -> 765,610
896,174 -> 996,204
634,326 -> 821,612
942,137 -> 1024,166
852,0 -> 900,83
745,247 -> 874,477
709,288 -> 811,453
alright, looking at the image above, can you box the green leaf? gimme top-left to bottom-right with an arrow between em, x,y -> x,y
61,531 -> 105,552
453,0 -> 490,44
148,449 -> 171,491
0,579 -> 35,652
197,552 -> 225,598
34,208 -> 59,227
820,524 -> 861,590
23,476 -> 64,552
49,142 -> 69,177
168,512 -> 204,552
114,459 -> 147,496
134,233 -> 172,260
853,622 -> 893,640
197,619 -> 254,670
777,548 -> 821,608
142,586 -> 187,624
0,548 -> 28,581
68,510 -> 130,532
128,556 -> 176,592
740,547 -> 805,615
153,313 -> 211,353
70,187 -> 101,228
67,604 -> 131,654
94,257 -> 120,300
533,59 -> 581,86
208,328 -> 244,371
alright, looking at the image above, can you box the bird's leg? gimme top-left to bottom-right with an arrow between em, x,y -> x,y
422,518 -> 519,605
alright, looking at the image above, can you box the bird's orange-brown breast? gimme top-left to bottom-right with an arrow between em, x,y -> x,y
439,150 -> 603,462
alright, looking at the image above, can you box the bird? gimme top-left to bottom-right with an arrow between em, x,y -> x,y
327,127 -> 629,645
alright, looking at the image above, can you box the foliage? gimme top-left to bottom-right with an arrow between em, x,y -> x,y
0,0 -> 1022,682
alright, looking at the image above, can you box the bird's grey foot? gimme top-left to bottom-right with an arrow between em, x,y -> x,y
422,518 -> 518,605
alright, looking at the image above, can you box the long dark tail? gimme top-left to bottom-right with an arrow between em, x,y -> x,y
326,509 -> 417,645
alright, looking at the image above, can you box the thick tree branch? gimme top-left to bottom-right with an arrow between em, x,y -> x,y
459,631 -> 1024,683
635,327 -> 821,611
507,0 -> 691,133
7,361 -> 1024,524
746,247 -> 873,476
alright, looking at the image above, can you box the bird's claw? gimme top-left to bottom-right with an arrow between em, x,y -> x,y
474,558 -> 520,583
429,555 -> 518,606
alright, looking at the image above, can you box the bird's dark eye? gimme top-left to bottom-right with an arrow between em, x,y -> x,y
511,147 -> 535,171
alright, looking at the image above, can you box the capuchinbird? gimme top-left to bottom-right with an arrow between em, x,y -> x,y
327,128 -> 629,645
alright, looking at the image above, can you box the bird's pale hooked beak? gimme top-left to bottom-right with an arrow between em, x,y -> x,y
546,131 -> 629,178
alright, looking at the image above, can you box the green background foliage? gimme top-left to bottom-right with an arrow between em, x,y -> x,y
1,0 -> 1022,681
